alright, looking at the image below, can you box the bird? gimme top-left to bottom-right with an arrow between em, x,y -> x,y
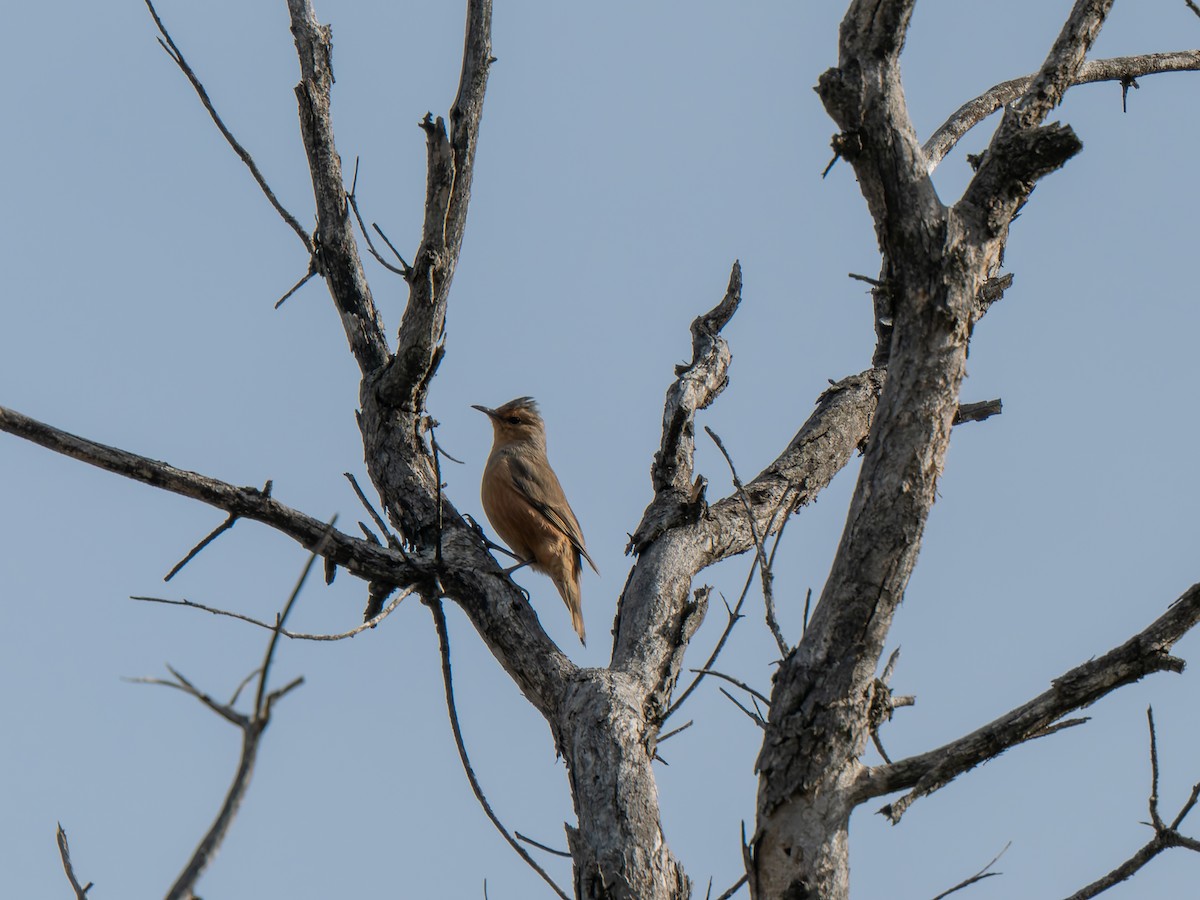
473,397 -> 598,645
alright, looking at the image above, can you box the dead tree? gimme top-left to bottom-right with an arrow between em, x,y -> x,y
3,1 -> 1200,898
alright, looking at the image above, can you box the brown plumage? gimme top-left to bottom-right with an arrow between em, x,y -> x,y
473,397 -> 597,644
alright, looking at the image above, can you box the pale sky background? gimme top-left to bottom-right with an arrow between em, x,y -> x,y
2,2 -> 1199,898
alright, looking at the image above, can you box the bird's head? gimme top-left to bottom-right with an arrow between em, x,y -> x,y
473,396 -> 547,447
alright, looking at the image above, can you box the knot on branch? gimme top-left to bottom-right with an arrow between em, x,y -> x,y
830,129 -> 865,163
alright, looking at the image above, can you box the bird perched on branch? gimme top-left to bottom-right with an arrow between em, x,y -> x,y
473,397 -> 598,645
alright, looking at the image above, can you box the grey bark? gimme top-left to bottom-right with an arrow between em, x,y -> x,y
3,2 -> 1200,899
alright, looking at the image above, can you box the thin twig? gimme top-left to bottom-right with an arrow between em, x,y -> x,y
254,520 -> 331,716
930,842 -> 1010,900
691,668 -> 770,706
429,598 -> 570,900
160,526 -> 326,900
372,223 -> 411,270
720,688 -> 767,729
228,667 -> 261,708
344,471 -> 400,548
1188,0 -> 1200,19
665,582 -> 750,720
1064,710 -> 1200,899
871,731 -> 893,765
347,157 -> 409,276
142,0 -> 313,255
56,824 -> 92,899
658,720 -> 694,745
165,508 -> 245,581
712,873 -> 749,900
706,426 -> 790,656
665,470 -> 799,719
131,589 -> 409,641
515,831 -> 572,859
1148,706 -> 1165,830
274,265 -> 319,309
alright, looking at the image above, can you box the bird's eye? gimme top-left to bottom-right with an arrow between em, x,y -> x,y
507,416 -> 521,425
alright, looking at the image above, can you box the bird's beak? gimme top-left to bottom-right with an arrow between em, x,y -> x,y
472,404 -> 498,420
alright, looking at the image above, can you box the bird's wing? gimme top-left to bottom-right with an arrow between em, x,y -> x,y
509,455 -> 600,574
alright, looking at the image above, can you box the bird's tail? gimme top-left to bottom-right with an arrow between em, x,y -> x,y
556,574 -> 587,646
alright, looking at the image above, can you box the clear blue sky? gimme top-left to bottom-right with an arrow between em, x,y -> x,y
3,2 -> 1198,897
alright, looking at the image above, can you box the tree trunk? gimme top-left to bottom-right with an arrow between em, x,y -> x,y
562,673 -> 690,900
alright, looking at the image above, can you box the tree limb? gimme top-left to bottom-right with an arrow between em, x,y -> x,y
961,0 -> 1116,236
155,534 -> 318,899
286,0 -> 390,375
626,261 -> 741,554
856,584 -> 1200,821
0,404 -> 408,585
378,0 -> 494,411
55,824 -> 92,899
924,51 -> 1200,173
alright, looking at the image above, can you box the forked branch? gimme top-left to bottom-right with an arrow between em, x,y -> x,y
1064,707 -> 1200,899
379,0 -> 494,410
127,530 -> 325,899
924,51 -> 1200,172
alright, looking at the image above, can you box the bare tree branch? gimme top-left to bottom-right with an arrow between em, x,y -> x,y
720,688 -> 767,729
428,598 -> 570,900
347,158 -> 410,277
274,264 -> 320,309
751,5 -> 1129,895
154,530 -> 321,900
953,399 -> 1003,425
711,873 -> 749,900
925,52 -> 1200,173
343,470 -> 401,549
657,720 -> 694,745
55,824 -> 92,899
626,261 -> 741,555
667,587 -> 749,722
132,587 -> 410,641
705,426 -> 790,657
515,832 -> 573,859
691,669 -> 771,707
165,504 -> 251,581
286,0 -> 390,375
930,843 -> 1009,900
616,365 -> 885,711
378,0 -> 494,411
962,0 -> 1117,236
1064,706 -> 1200,899
0,404 -> 409,585
856,584 -> 1200,821
142,0 -> 313,256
